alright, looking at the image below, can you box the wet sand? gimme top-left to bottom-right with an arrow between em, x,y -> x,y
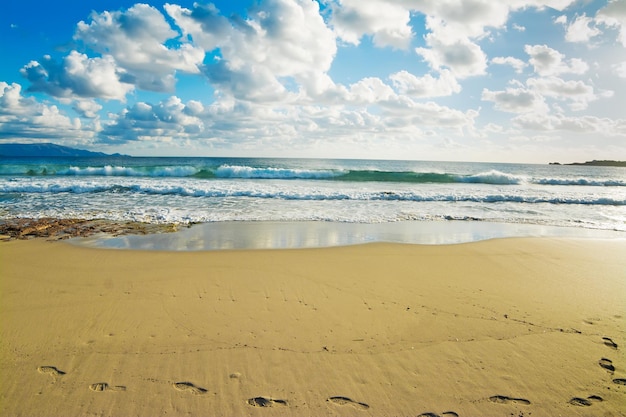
1,237 -> 625,416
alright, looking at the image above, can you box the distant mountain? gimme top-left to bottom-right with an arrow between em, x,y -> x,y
0,143 -> 126,157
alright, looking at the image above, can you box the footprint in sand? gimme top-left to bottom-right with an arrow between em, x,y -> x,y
568,395 -> 603,407
488,395 -> 531,405
599,358 -> 615,373
172,382 -> 207,395
613,378 -> 626,386
37,366 -> 65,377
327,396 -> 370,410
417,412 -> 459,417
89,382 -> 127,392
247,397 -> 288,407
603,337 -> 619,350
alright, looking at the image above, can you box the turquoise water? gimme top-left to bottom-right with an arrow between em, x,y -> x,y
1,156 -> 625,231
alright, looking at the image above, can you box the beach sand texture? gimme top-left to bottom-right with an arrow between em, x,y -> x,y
1,238 -> 625,416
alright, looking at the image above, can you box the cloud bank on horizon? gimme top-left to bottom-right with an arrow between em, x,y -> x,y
1,0 -> 625,162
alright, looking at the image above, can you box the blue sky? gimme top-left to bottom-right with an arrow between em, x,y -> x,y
1,0 -> 625,162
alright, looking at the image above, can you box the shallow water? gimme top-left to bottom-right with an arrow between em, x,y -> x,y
73,221 -> 626,251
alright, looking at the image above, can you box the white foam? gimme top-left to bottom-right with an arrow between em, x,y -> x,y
214,165 -> 339,179
459,170 -> 526,185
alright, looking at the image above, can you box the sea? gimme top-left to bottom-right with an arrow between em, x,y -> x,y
1,156 -> 625,247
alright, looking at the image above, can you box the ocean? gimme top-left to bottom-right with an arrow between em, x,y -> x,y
1,156 -> 624,236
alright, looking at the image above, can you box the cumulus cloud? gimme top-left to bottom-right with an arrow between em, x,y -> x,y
73,99 -> 103,118
613,61 -> 626,77
596,0 -> 626,46
491,56 -> 527,73
163,3 -> 232,51
408,1 -> 569,78
168,0 -> 337,102
328,1 -> 581,79
563,14 -> 601,43
101,96 -> 204,143
409,0 -> 511,39
346,77 -> 396,104
0,82 -> 91,140
74,4 -> 205,81
19,3 -> 207,100
416,20 -> 488,78
512,112 -> 623,135
526,77 -> 600,111
524,44 -> 589,76
389,69 -> 461,97
384,100 -> 478,130
329,0 -> 413,49
482,87 -> 548,113
20,52 -> 134,100
205,61 -> 294,104
555,15 -> 567,25
483,73 -> 609,115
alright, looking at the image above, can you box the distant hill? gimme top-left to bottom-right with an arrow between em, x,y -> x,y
0,143 -> 126,157
550,160 -> 626,167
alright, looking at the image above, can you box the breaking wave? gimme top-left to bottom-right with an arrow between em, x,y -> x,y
1,163 -> 623,187
2,181 -> 624,206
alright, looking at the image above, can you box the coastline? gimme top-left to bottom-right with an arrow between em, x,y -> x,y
76,220 -> 626,251
3,217 -> 625,250
1,236 -> 625,416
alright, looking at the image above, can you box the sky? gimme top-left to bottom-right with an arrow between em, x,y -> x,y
1,0 -> 625,162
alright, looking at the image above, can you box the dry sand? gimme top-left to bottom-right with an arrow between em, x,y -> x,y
1,238 -> 625,417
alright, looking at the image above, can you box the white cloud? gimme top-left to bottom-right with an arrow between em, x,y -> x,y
206,61 -> 294,103
596,0 -> 626,46
73,99 -> 102,118
508,0 -> 576,10
555,15 -> 567,25
408,0 -> 511,39
101,96 -> 204,143
484,74 -> 608,114
347,77 -> 396,104
613,61 -> 626,77
491,56 -> 527,73
329,0 -> 413,49
524,44 -> 589,76
75,4 -> 204,73
385,100 -> 478,130
20,52 -> 134,100
512,112 -> 624,135
564,14 -> 601,43
168,0 -> 337,102
163,3 -> 232,52
19,3 -> 208,100
74,4 -> 205,92
482,87 -> 548,113
97,85 -> 479,152
0,82 -> 91,141
416,18 -> 488,78
389,69 -> 461,97
526,77 -> 600,111
331,1 -> 577,79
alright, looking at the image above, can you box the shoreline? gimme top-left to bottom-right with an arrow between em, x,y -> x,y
75,220 -> 626,251
1,237 -> 625,416
2,217 -> 625,250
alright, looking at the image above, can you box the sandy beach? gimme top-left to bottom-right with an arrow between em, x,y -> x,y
1,237 -> 625,417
